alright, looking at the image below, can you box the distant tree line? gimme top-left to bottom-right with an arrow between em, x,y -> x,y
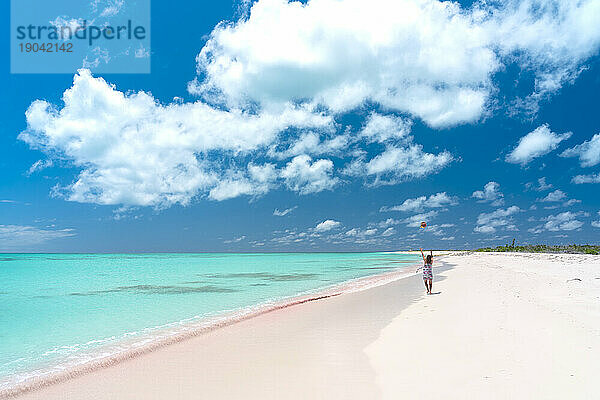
474,240 -> 599,255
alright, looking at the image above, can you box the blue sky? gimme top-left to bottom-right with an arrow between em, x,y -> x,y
1,0 -> 599,252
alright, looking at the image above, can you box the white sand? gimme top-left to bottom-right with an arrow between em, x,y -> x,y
367,252 -> 600,399
11,252 -> 600,399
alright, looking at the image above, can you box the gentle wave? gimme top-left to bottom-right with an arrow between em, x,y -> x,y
0,265 -> 418,398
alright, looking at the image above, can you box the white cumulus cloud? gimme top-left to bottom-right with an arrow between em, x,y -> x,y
381,192 -> 457,212
561,133 -> 600,167
543,212 -> 585,231
344,113 -> 453,185
572,173 -> 600,184
209,163 -> 277,201
21,0 -> 600,211
402,211 -> 439,227
539,189 -> 567,202
505,125 -> 572,165
314,219 -> 341,232
193,0 -> 600,127
474,206 -> 520,233
19,70 -> 331,207
537,189 -> 580,208
359,113 -> 412,143
268,131 -> 348,160
20,73 -> 451,208
280,155 -> 339,194
346,145 -> 453,186
472,181 -> 504,206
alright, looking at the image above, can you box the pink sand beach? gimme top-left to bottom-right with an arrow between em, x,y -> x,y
7,252 -> 600,399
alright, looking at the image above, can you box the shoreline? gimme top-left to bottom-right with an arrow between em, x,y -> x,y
1,261 -> 423,399
8,251 -> 597,399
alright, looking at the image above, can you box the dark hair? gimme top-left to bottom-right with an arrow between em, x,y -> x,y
425,255 -> 433,264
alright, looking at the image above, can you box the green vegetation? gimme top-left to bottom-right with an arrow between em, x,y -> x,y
474,240 -> 600,255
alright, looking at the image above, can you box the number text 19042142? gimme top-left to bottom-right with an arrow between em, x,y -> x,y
19,42 -> 73,53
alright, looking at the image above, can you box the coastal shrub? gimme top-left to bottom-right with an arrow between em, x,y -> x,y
473,242 -> 600,255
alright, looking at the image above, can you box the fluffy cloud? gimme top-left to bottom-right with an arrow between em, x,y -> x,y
280,155 -> 339,194
20,70 -> 332,207
346,145 -> 453,186
572,173 -> 600,184
472,181 -> 504,206
20,73 -> 451,208
529,211 -> 586,233
537,189 -> 580,208
344,114 -> 453,185
380,192 -> 458,230
543,212 -> 585,231
539,189 -> 567,202
193,0 -> 495,127
474,206 -> 520,233
21,0 -> 600,210
381,192 -> 457,212
209,163 -> 277,200
561,133 -> 600,167
402,211 -> 439,227
314,219 -> 341,232
505,125 -> 572,165
0,225 -> 75,250
274,113 -> 453,186
359,113 -> 412,143
194,0 -> 600,127
268,131 -> 348,160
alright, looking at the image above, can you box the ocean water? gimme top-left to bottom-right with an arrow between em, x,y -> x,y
0,252 -> 419,390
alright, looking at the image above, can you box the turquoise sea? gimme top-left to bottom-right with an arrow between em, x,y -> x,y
0,252 -> 419,390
